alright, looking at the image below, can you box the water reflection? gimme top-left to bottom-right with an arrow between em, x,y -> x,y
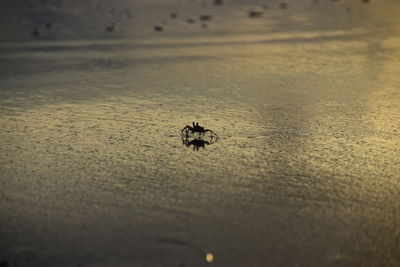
206,252 -> 214,263
181,135 -> 218,151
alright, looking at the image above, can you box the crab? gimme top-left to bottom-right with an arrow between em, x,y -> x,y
181,122 -> 218,137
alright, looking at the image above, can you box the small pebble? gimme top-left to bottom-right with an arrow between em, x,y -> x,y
280,2 -> 288,9
199,15 -> 212,21
31,28 -> 40,36
248,11 -> 263,18
154,25 -> 163,32
105,25 -> 115,32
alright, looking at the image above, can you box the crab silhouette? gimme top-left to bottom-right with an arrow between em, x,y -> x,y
181,122 -> 217,137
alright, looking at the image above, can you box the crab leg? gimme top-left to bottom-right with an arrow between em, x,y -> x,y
181,126 -> 193,137
204,129 -> 218,138
181,126 -> 189,133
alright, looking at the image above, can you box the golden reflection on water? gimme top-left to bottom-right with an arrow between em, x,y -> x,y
206,252 -> 214,263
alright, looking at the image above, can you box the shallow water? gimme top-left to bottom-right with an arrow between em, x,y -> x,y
1,0 -> 400,266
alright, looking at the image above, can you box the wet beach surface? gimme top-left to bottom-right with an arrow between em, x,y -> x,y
1,0 -> 400,266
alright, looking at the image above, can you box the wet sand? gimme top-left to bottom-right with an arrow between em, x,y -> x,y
1,0 -> 400,266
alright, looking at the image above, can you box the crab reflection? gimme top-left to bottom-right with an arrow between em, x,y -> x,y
181,135 -> 218,150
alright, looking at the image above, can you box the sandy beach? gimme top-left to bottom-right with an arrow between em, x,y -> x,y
1,0 -> 400,266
